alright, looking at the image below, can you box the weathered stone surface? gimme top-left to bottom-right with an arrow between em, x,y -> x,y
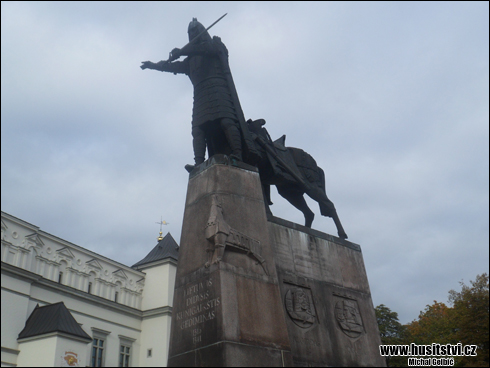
169,341 -> 291,367
168,156 -> 383,366
268,216 -> 386,367
167,157 -> 292,367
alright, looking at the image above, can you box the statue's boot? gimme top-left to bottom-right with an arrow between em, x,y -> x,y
185,156 -> 205,173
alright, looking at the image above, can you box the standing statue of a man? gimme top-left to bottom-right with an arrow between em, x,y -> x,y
141,18 -> 256,171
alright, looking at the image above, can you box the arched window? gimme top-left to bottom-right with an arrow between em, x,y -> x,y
115,281 -> 122,303
88,271 -> 97,294
58,260 -> 68,284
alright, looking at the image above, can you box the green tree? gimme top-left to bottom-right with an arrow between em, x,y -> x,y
448,273 -> 489,367
375,304 -> 409,367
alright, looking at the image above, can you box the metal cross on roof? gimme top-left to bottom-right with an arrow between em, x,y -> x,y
155,217 -> 169,241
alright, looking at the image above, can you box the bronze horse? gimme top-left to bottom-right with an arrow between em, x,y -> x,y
247,119 -> 348,239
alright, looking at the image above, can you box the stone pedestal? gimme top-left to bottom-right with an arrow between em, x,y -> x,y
267,216 -> 386,367
167,156 -> 293,367
168,155 -> 384,367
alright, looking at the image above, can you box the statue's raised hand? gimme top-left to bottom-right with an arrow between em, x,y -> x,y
168,48 -> 182,62
140,61 -> 155,70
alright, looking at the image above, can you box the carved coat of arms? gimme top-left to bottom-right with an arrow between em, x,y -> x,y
334,299 -> 363,339
284,287 -> 317,328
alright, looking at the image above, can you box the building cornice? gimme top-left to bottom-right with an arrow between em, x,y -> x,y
142,305 -> 173,319
1,212 -> 146,278
17,331 -> 92,344
1,262 -> 143,318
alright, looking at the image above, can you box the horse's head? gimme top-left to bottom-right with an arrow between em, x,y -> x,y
247,118 -> 266,134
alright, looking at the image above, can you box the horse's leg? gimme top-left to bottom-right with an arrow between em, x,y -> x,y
306,186 -> 348,239
261,183 -> 273,217
264,183 -> 273,205
331,210 -> 348,240
277,186 -> 315,228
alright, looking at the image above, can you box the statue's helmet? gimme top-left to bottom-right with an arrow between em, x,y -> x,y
188,18 -> 212,43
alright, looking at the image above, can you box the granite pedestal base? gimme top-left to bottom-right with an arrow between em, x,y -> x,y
268,216 -> 386,367
167,156 -> 292,367
167,155 -> 384,366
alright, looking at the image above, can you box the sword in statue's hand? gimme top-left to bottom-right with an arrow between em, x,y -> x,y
140,13 -> 227,70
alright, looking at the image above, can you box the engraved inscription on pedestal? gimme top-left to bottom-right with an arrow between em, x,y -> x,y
333,292 -> 364,340
176,278 -> 220,345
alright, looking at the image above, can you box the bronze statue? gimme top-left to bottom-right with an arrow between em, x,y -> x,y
247,119 -> 348,239
141,17 -> 347,236
141,17 -> 258,172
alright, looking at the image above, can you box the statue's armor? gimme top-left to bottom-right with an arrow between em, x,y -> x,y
187,40 -> 238,127
148,18 -> 259,165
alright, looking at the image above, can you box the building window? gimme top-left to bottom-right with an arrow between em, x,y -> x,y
58,271 -> 63,284
118,336 -> 135,367
119,345 -> 131,367
91,338 -> 105,367
147,349 -> 152,358
115,291 -> 118,303
91,328 -> 110,367
88,282 -> 92,294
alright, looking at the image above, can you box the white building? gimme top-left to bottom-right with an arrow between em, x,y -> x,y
1,211 -> 178,367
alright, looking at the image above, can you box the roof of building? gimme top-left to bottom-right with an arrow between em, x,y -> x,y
17,302 -> 92,341
131,232 -> 179,268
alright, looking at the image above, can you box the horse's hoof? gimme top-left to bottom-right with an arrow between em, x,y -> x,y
339,232 -> 348,240
305,213 -> 314,228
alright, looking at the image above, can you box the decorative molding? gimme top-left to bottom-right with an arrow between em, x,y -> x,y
121,287 -> 141,296
4,242 -> 30,254
1,219 -> 7,241
56,247 -> 75,259
113,269 -> 128,279
35,255 -> 60,266
95,277 -> 117,287
86,259 -> 103,270
118,335 -> 137,343
25,233 -> 45,248
2,262 -> 143,317
91,327 -> 112,336
66,267 -> 91,278
142,306 -> 173,318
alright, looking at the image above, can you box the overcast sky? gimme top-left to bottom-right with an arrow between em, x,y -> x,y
1,1 -> 488,324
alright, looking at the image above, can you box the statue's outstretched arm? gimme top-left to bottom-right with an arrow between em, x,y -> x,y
171,42 -> 220,59
140,59 -> 189,75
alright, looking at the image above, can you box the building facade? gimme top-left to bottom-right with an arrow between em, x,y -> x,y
1,211 -> 178,367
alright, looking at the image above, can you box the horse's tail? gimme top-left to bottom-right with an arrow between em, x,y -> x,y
317,167 -> 336,217
318,166 -> 326,192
